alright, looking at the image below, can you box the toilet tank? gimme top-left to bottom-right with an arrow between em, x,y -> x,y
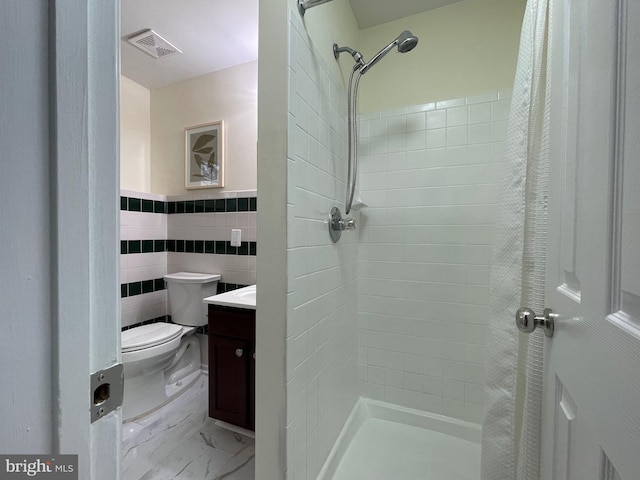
164,272 -> 221,326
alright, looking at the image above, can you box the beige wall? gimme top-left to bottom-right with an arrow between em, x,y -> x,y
150,61 -> 258,195
120,76 -> 151,192
357,0 -> 526,112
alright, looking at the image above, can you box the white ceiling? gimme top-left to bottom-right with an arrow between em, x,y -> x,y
120,0 -> 258,89
349,0 -> 465,29
120,0 -> 462,89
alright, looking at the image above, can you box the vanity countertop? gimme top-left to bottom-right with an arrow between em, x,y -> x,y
204,284 -> 256,310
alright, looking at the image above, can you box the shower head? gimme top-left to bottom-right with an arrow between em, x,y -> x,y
360,30 -> 419,74
397,30 -> 419,53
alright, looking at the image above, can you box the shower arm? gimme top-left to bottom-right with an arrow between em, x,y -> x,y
333,44 -> 364,67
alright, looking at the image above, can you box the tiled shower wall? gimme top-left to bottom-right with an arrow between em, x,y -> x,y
357,91 -> 511,424
120,189 -> 257,330
285,10 -> 359,480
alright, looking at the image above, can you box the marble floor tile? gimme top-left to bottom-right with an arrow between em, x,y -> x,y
123,372 -> 255,480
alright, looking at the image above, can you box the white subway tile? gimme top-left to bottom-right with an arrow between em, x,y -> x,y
442,360 -> 466,381
464,364 -> 486,385
442,399 -> 465,419
468,123 -> 492,144
443,378 -> 465,400
407,102 -> 435,113
406,150 -> 427,170
468,103 -> 491,124
406,131 -> 426,151
370,117 -> 388,137
465,383 -> 484,405
381,106 -> 408,117
406,112 -> 426,132
387,115 -> 407,135
491,120 -> 508,142
426,128 -> 446,149
426,110 -> 447,130
436,98 -> 465,109
491,99 -> 511,121
423,357 -> 443,377
368,365 -> 385,385
464,402 -> 484,424
446,106 -> 468,127
446,146 -> 467,165
466,92 -> 498,105
387,133 -> 407,153
422,375 -> 443,396
403,372 -> 424,392
385,368 -> 403,388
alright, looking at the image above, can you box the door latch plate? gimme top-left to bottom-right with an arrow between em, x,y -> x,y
90,363 -> 123,423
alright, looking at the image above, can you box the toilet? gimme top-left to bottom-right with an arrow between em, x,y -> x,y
121,272 -> 220,422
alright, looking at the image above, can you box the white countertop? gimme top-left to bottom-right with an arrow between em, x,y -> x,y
204,284 -> 256,310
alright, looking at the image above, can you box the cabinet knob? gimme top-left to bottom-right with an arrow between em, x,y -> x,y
235,349 -> 244,357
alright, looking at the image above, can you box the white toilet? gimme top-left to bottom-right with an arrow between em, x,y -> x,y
121,272 -> 220,422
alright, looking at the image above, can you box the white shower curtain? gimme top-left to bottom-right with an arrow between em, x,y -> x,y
481,1 -> 552,479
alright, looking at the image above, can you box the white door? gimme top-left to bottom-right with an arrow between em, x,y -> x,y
0,2 -> 121,479
540,0 -> 640,478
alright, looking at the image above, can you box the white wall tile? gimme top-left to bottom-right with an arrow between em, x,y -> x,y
426,128 -> 446,149
406,112 -> 426,132
426,110 -> 447,130
286,15 -> 359,480
468,103 -> 491,124
357,92 -> 509,424
446,106 -> 468,127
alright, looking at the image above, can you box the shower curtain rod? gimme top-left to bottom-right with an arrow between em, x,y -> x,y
297,0 -> 334,16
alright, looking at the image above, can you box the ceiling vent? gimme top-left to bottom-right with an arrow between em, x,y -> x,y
127,29 -> 182,59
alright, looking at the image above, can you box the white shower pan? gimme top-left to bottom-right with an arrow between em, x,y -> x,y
317,398 -> 481,480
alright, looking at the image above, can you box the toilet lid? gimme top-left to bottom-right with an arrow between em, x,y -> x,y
122,323 -> 184,353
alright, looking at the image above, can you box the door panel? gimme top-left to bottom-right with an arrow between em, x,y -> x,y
210,335 -> 251,428
541,0 -> 640,479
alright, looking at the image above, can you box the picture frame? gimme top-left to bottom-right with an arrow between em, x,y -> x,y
185,121 -> 224,189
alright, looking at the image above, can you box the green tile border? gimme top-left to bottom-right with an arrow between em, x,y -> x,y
121,239 -> 257,256
120,196 -> 257,213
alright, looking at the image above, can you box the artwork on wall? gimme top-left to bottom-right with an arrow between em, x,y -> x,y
185,121 -> 224,189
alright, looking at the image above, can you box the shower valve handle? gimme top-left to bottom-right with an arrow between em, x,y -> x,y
338,217 -> 357,231
516,307 -> 556,338
328,207 -> 356,243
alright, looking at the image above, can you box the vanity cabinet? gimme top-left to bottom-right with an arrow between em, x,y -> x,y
208,305 -> 255,431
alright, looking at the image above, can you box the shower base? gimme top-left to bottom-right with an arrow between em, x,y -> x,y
317,398 -> 481,480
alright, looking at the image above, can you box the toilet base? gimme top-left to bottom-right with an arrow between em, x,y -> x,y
123,370 -> 201,423
123,334 -> 203,423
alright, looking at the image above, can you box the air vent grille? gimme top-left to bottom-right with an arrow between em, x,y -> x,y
127,29 -> 182,59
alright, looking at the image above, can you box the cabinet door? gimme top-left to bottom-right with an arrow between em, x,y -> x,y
209,334 -> 251,429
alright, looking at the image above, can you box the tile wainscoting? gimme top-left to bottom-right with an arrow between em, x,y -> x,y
120,189 -> 257,330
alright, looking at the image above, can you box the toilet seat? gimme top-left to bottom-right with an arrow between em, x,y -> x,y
122,323 -> 184,353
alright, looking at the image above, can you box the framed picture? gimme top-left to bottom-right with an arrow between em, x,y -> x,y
185,121 -> 224,189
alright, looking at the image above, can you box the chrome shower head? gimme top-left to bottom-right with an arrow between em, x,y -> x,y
397,30 -> 419,53
360,30 -> 419,74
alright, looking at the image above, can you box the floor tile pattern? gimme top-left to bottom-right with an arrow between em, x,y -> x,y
123,375 -> 255,480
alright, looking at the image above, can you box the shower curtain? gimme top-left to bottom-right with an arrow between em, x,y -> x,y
481,1 -> 551,479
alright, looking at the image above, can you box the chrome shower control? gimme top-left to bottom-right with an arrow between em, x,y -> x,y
339,217 -> 357,230
328,207 -> 356,243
